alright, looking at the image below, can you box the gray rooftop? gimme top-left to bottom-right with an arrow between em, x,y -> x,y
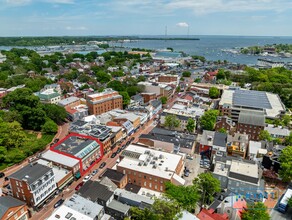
238,110 -> 265,126
58,97 -> 79,107
140,127 -> 196,149
64,194 -> 103,219
101,169 -> 126,182
78,180 -> 114,202
0,196 -> 25,219
9,163 -> 52,185
233,90 -> 272,109
131,94 -> 143,101
54,136 -> 99,158
150,99 -> 162,108
213,132 -> 227,148
107,200 -> 130,214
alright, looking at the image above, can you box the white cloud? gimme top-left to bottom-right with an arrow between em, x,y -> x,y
44,0 -> 74,4
5,0 -> 31,6
66,26 -> 87,30
176,22 -> 189,27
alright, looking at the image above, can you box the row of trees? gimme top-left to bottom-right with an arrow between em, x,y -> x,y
163,115 -> 196,133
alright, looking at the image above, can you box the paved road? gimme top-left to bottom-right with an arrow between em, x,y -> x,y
31,117 -> 158,219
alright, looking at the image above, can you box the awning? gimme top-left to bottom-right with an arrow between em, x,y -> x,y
75,171 -> 81,179
58,176 -> 74,190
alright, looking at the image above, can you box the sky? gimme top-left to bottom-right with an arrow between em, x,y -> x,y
0,0 -> 292,36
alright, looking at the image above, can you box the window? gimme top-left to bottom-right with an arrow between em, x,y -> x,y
144,182 -> 146,187
149,183 -> 152,188
16,181 -> 19,186
160,186 -> 163,191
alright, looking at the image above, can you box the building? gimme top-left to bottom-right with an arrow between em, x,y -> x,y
86,89 -> 123,115
149,100 -> 162,116
77,180 -> 130,220
219,89 -> 285,120
69,120 -> 122,153
199,131 -> 227,156
226,133 -> 249,158
113,113 -> 141,130
50,133 -> 103,176
257,58 -> 285,68
114,188 -> 154,208
248,141 -> 267,160
130,94 -> 144,107
157,74 -> 178,83
212,152 -> 264,201
138,82 -> 174,99
215,196 -> 247,220
100,169 -> 128,189
47,194 -> 104,220
215,116 -> 235,134
8,163 -> 57,208
117,144 -> 185,192
0,196 -> 29,220
237,110 -> 265,141
34,88 -> 61,104
138,127 -> 196,155
141,93 -> 156,104
44,84 -> 62,94
197,209 -> 229,220
58,96 -> 81,108
264,124 -> 290,139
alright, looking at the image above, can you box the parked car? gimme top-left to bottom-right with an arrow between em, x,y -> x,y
130,137 -> 135,142
186,155 -> 194,160
116,147 -> 121,153
0,172 -> 5,178
92,169 -> 99,176
121,145 -> 126,150
54,199 -> 64,208
184,171 -> 190,177
99,162 -> 106,169
54,138 -> 59,143
111,153 -> 117,158
75,182 -> 84,191
82,175 -> 91,182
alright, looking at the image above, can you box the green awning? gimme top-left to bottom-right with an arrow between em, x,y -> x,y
75,171 -> 81,179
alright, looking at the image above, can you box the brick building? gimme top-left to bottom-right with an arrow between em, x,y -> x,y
141,93 -> 156,104
215,116 -> 235,134
117,145 -> 185,192
100,169 -> 128,189
157,74 -> 178,83
86,89 -> 123,115
237,110 -> 265,141
8,163 -> 57,208
0,196 -> 29,220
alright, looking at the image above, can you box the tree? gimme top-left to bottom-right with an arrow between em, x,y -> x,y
160,96 -> 168,105
42,120 -> 58,134
193,172 -> 221,205
216,69 -> 226,80
176,86 -> 181,93
288,196 -> 292,207
164,115 -> 180,130
241,202 -> 270,220
200,110 -> 219,131
279,146 -> 292,182
259,130 -> 272,142
285,132 -> 292,146
42,104 -> 67,125
130,199 -> 181,220
126,86 -> 140,97
218,128 -> 227,133
182,71 -> 191,77
186,118 -> 195,133
95,71 -> 111,84
209,87 -> 220,99
119,91 -> 130,108
107,80 -> 125,91
165,182 -> 200,211
282,114 -> 291,127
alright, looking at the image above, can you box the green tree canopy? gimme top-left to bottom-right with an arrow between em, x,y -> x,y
164,115 -> 180,130
119,91 -> 130,108
42,119 -> 58,134
193,172 -> 221,205
209,87 -> 220,99
200,110 -> 219,131
165,182 -> 200,211
160,96 -> 168,105
241,202 -> 270,220
182,71 -> 191,77
130,199 -> 181,220
186,118 -> 196,133
259,130 -> 272,142
107,80 -> 125,91
279,146 -> 292,182
42,104 -> 67,125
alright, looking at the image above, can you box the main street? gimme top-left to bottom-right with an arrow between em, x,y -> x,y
31,113 -> 161,220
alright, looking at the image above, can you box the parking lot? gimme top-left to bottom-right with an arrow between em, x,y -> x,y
183,154 -> 208,185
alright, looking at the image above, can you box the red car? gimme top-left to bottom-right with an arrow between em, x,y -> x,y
75,182 -> 84,191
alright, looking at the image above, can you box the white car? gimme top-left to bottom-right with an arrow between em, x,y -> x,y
82,175 -> 91,182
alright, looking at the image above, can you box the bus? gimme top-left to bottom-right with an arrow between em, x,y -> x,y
278,188 -> 292,213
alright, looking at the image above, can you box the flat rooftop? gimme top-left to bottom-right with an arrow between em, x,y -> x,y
118,144 -> 182,180
41,150 -> 79,168
219,89 -> 285,118
54,135 -> 100,159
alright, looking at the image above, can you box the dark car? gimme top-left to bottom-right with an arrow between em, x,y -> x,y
126,141 -> 131,146
111,153 -> 117,158
116,148 -> 121,153
99,162 -> 106,169
0,172 -> 5,178
54,199 -> 64,208
121,144 -> 126,150
75,182 -> 84,191
130,137 -> 135,142
54,138 -> 60,143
